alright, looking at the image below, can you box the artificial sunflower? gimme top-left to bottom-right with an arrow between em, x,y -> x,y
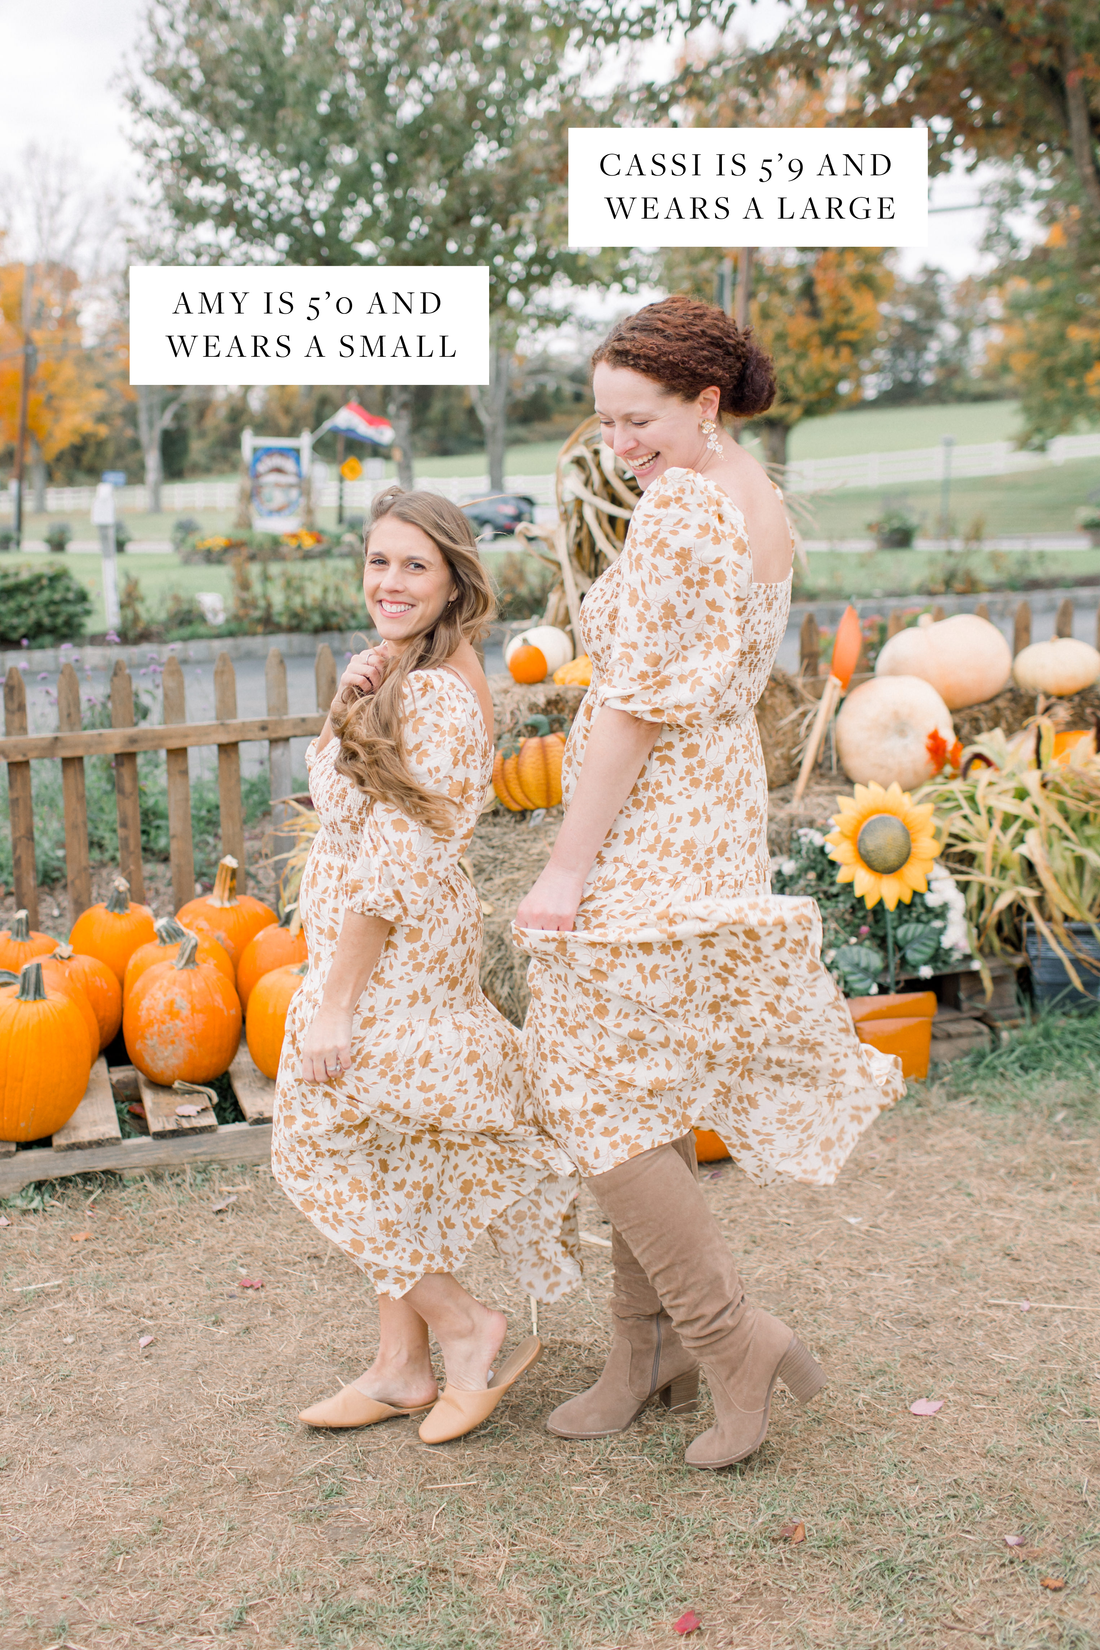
824,781 -> 941,912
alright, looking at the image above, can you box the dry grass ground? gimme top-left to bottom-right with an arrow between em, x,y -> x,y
1,1025 -> 1098,1650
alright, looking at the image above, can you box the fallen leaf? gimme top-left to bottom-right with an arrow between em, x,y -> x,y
775,1521 -> 806,1544
138,1335 -> 154,1349
238,1277 -> 264,1290
128,1102 -> 146,1121
1020,1300 -> 1031,1312
909,1398 -> 944,1416
70,1232 -> 91,1243
673,1609 -> 701,1634
174,1104 -> 202,1117
211,1195 -> 238,1213
0,1216 -> 10,1227
1040,1576 -> 1066,1591
1004,1534 -> 1026,1547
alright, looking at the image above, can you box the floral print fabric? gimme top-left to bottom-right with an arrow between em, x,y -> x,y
516,467 -> 904,1183
272,670 -> 582,1301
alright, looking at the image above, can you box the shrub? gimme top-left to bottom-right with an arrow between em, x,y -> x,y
0,564 -> 92,646
114,520 -> 133,553
0,530 -> 15,552
44,521 -> 73,554
493,551 -> 555,621
171,514 -> 202,551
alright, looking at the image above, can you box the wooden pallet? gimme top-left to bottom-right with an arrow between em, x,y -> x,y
0,1051 -> 276,1196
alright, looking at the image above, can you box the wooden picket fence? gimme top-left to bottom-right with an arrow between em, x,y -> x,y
0,643 -> 338,926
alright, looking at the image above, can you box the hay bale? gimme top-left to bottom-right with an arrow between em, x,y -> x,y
952,682 -> 1100,746
755,668 -> 809,790
467,808 -> 562,1026
488,674 -> 587,741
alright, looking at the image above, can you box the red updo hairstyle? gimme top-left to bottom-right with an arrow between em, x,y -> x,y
591,293 -> 776,421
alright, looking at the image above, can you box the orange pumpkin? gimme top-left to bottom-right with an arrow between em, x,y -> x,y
123,932 -> 242,1086
247,961 -> 307,1079
124,916 -> 235,1001
176,856 -> 277,968
43,945 -> 121,1051
0,962 -> 91,1141
507,642 -> 549,684
693,1129 -> 731,1163
37,955 -> 100,1064
491,715 -> 567,812
0,909 -> 58,974
69,879 -> 156,985
237,906 -> 307,1010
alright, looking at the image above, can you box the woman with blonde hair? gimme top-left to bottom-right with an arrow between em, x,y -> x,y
515,295 -> 903,1469
273,485 -> 579,1445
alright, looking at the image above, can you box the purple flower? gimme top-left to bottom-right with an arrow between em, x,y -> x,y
37,672 -> 48,680
106,631 -> 120,645
19,638 -> 28,648
16,660 -> 27,670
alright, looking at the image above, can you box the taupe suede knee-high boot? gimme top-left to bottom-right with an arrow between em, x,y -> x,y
546,1135 -> 699,1439
587,1142 -> 826,1469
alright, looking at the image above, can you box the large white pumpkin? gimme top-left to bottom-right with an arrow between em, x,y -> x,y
1012,636 -> 1100,697
875,612 -> 1011,709
504,624 -> 574,676
835,675 -> 955,790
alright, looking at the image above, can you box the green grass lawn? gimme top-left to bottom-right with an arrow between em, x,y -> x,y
16,398 -> 1099,552
800,453 -> 1100,543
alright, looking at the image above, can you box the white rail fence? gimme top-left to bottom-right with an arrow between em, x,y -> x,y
6,432 -> 1100,519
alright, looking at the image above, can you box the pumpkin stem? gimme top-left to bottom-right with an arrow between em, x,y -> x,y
0,969 -> 18,985
17,961 -> 47,1001
106,878 -> 131,914
9,909 -> 30,942
51,943 -> 75,961
173,933 -> 200,971
277,903 -> 297,930
154,916 -> 188,945
209,856 -> 240,908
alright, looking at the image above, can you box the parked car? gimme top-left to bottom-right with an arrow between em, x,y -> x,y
461,493 -> 536,539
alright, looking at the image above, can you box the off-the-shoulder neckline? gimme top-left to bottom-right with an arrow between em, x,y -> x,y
637,466 -> 794,589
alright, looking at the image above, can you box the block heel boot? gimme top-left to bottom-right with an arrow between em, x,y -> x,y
587,1140 -> 827,1471
547,1135 -> 700,1440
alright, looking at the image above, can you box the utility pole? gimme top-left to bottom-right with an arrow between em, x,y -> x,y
735,246 -> 754,330
13,266 -> 35,550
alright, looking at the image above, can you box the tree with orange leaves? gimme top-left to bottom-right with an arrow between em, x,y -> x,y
0,260 -> 108,493
666,243 -> 891,472
658,61 -> 892,472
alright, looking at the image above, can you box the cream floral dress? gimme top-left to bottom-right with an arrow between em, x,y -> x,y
272,669 -> 581,1301
516,468 -> 904,1185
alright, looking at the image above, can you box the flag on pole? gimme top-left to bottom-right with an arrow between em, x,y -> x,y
314,401 -> 395,446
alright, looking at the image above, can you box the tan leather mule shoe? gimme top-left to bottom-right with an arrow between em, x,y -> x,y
418,1336 -> 542,1444
299,1384 -> 437,1430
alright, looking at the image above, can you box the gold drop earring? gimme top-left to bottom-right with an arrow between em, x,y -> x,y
700,417 -> 723,456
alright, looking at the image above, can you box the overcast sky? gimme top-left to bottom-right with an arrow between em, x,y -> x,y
2,0 -> 1002,281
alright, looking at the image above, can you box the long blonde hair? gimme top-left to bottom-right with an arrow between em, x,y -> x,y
331,486 -> 494,833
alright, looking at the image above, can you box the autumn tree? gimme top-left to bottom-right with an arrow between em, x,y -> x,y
658,59 -> 891,471
0,259 -> 108,505
744,2 -> 1100,438
127,0 -> 732,488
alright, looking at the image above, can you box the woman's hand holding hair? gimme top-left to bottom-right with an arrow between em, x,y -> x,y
332,645 -> 388,717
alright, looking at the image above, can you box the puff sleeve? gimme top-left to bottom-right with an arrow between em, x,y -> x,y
594,469 -> 752,727
343,673 -> 485,923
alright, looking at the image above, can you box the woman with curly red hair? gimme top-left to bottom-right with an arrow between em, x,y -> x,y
515,294 -> 903,1469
